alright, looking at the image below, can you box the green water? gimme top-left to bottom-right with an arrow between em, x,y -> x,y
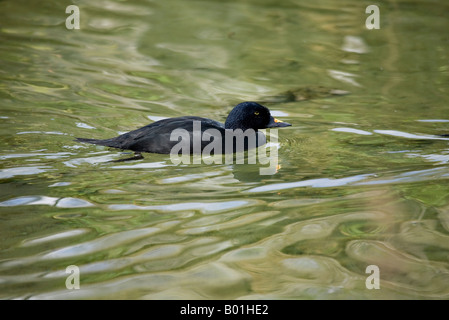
1,0 -> 449,299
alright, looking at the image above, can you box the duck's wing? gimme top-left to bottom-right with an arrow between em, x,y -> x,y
125,117 -> 225,154
76,117 -> 225,154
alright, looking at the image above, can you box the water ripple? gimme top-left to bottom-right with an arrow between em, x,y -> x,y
374,130 -> 449,141
109,200 -> 255,214
0,196 -> 94,208
43,228 -> 160,260
246,174 -> 373,192
332,127 -> 373,135
0,166 -> 52,179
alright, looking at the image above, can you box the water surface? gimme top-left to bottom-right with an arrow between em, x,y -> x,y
1,0 -> 449,299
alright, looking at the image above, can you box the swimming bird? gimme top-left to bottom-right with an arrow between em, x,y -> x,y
75,101 -> 291,154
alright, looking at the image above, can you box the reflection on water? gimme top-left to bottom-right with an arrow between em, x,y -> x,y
1,0 -> 449,299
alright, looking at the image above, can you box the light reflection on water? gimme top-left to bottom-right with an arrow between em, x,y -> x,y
1,0 -> 449,300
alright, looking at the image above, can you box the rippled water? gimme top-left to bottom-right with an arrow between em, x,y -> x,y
1,0 -> 449,299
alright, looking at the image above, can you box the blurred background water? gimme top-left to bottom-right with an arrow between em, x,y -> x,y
1,0 -> 449,299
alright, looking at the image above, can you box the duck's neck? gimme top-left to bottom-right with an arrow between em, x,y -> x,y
224,121 -> 257,131
225,126 -> 258,131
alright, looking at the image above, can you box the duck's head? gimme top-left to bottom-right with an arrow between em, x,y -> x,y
225,101 -> 291,130
224,101 -> 291,130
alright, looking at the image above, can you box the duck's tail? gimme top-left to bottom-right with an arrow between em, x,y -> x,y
75,137 -> 119,147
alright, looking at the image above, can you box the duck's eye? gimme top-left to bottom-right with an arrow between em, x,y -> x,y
254,111 -> 259,116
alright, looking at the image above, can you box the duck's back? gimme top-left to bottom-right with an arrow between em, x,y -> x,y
77,116 -> 225,154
